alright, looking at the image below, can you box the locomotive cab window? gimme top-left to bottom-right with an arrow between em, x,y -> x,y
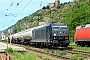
60,27 -> 68,30
81,25 -> 85,28
53,26 -> 59,30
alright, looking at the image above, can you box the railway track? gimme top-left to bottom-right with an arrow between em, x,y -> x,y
25,47 -> 69,60
13,44 -> 69,60
15,44 -> 69,60
10,43 -> 90,59
65,49 -> 90,56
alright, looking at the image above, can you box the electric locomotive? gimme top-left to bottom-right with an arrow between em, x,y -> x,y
74,24 -> 90,46
31,22 -> 70,47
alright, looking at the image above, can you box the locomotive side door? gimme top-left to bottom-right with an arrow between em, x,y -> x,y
40,27 -> 46,42
46,27 -> 50,42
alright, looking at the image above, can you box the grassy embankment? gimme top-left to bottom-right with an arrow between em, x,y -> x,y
5,48 -> 48,60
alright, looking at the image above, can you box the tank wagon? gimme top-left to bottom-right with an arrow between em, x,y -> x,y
11,33 -> 19,43
12,28 -> 35,44
10,22 -> 70,47
31,22 -> 70,47
74,24 -> 90,46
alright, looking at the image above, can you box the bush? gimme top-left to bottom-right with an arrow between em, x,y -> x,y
5,48 -> 14,53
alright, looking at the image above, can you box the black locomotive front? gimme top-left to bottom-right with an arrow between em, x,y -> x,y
51,23 -> 70,47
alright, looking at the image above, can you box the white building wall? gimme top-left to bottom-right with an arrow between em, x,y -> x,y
1,35 -> 5,40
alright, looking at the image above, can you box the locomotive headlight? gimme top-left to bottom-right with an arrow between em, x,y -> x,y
54,34 -> 56,36
51,41 -> 52,42
65,37 -> 68,39
60,31 -> 61,33
54,37 -> 55,39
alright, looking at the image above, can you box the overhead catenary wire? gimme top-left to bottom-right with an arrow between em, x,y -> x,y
1,0 -> 45,31
6,0 -> 23,17
6,0 -> 44,28
10,0 -> 33,24
18,0 -> 32,15
19,0 -> 23,4
7,0 -> 23,11
6,0 -> 43,18
11,0 -> 23,13
6,2 -> 13,10
5,0 -> 23,26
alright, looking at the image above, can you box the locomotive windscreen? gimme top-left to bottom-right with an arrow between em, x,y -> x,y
60,26 -> 68,31
52,23 -> 68,30
52,23 -> 69,37
52,23 -> 60,30
53,26 -> 59,30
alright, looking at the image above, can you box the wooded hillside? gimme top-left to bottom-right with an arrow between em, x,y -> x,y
4,0 -> 90,43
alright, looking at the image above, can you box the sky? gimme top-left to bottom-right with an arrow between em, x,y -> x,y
0,0 -> 73,31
